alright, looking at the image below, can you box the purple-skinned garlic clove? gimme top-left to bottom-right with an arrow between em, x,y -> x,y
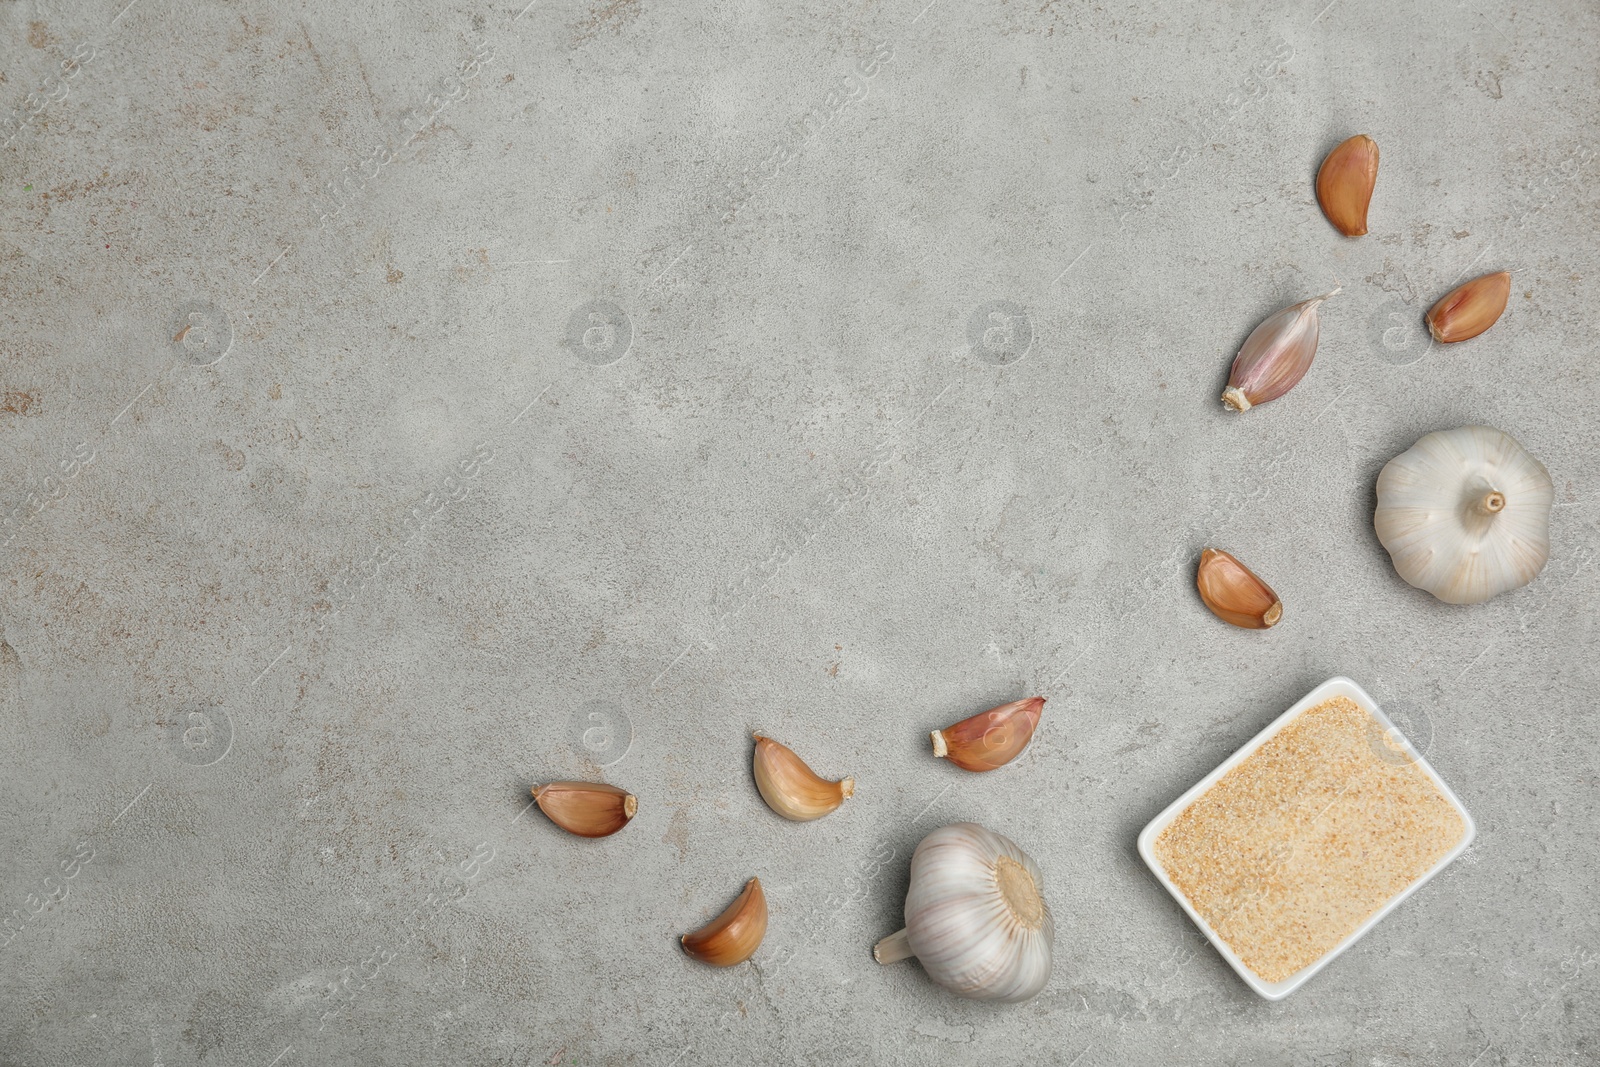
1221,288 -> 1340,413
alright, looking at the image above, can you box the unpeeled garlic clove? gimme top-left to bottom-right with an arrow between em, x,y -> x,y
1221,289 -> 1339,412
1426,271 -> 1511,343
752,735 -> 854,821
930,697 -> 1044,773
681,877 -> 768,967
531,781 -> 637,838
1196,548 -> 1282,629
1316,134 -> 1379,236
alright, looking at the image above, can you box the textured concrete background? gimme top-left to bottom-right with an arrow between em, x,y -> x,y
1,0 -> 1596,1063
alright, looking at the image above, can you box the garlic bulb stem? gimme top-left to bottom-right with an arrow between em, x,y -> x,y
873,928 -> 915,964
1477,491 -> 1506,515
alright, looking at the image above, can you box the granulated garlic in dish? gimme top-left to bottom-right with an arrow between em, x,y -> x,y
1154,696 -> 1467,983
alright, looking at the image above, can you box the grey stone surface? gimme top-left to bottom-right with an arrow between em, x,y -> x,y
1,0 -> 1596,1063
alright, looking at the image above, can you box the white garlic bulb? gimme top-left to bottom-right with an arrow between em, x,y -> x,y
1375,425 -> 1553,604
873,822 -> 1053,1003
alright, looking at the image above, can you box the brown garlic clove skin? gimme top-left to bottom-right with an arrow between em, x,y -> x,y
531,781 -> 637,838
1196,549 -> 1283,629
752,736 -> 854,821
681,878 -> 767,967
1426,271 -> 1511,343
1316,134 -> 1379,236
931,697 -> 1045,773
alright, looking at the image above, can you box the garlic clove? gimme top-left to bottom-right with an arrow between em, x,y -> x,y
930,697 -> 1044,772
752,735 -> 854,821
1316,134 -> 1379,236
1375,425 -> 1553,603
1426,271 -> 1511,344
874,823 -> 1054,1003
1196,549 -> 1282,629
681,877 -> 768,967
531,781 -> 637,838
1221,289 -> 1339,412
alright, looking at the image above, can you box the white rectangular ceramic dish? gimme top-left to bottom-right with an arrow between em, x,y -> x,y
1136,676 -> 1476,1000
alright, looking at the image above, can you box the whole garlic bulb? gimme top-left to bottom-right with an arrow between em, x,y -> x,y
873,823 -> 1053,1003
1375,425 -> 1553,604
